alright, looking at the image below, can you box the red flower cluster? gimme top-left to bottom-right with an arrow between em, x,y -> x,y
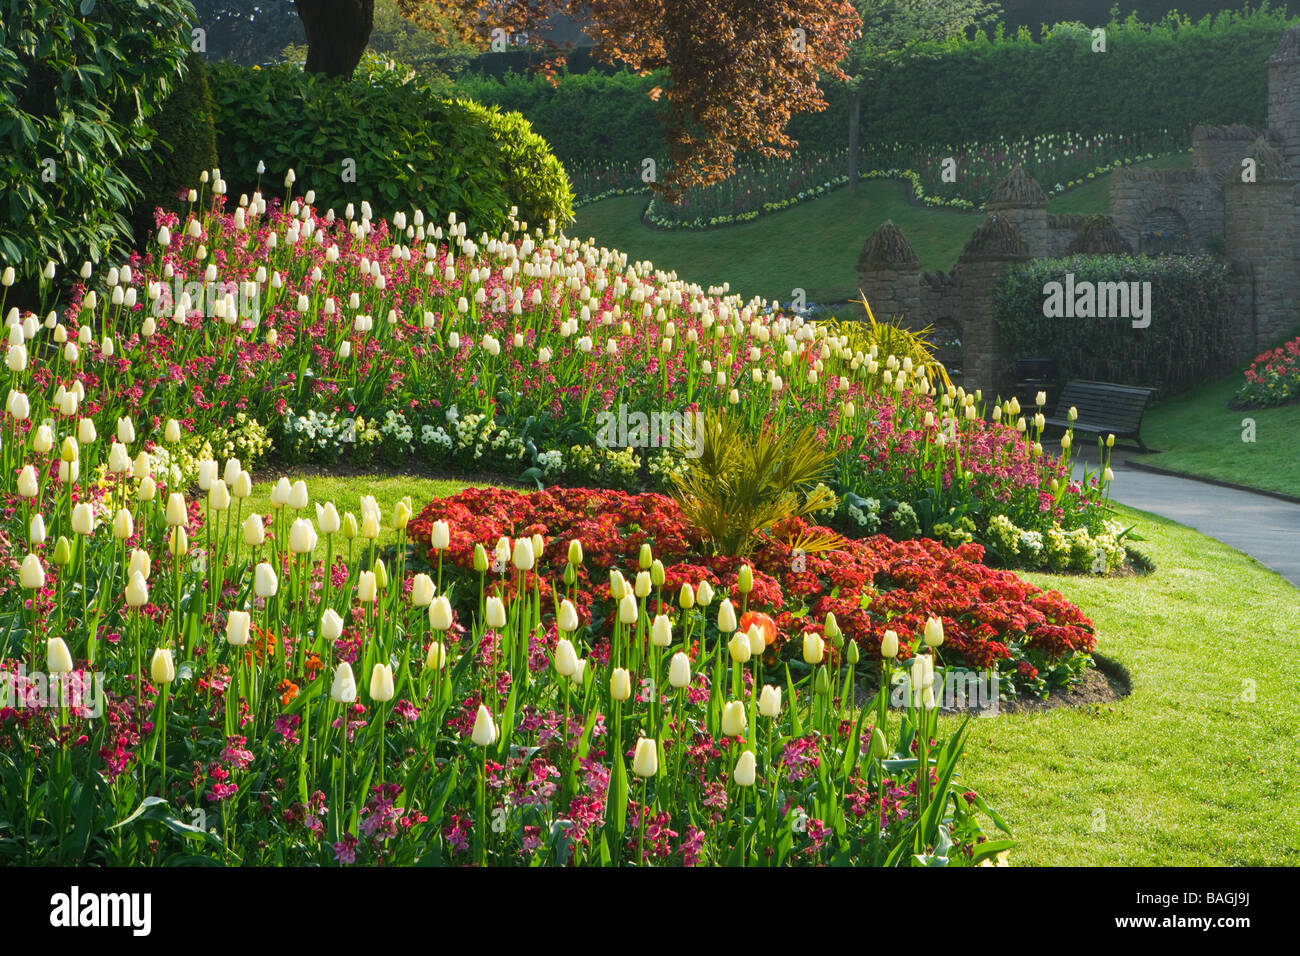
410,487 -> 1096,682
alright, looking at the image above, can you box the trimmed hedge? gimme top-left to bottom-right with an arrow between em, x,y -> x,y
454,9 -> 1294,170
208,60 -> 573,233
121,52 -> 219,250
994,254 -> 1234,395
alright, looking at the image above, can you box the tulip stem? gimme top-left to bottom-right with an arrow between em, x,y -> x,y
637,777 -> 648,866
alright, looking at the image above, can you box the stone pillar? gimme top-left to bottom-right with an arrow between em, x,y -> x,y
953,216 -> 1031,400
856,220 -> 921,324
1224,177 -> 1299,354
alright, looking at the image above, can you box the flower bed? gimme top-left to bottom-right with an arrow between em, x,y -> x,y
2,175 -> 1121,585
410,486 -> 1097,696
1236,337 -> 1300,408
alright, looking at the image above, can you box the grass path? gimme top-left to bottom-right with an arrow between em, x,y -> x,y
569,153 -> 1194,304
954,503 -> 1300,866
1139,372 -> 1300,499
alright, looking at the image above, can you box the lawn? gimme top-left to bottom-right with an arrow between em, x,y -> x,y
955,503 -> 1300,866
264,474 -> 1300,866
569,154 -> 1196,304
1138,372 -> 1300,498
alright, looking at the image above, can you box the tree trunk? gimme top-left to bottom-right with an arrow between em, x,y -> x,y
847,87 -> 861,190
294,0 -> 375,79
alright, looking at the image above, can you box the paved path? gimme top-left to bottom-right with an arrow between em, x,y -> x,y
1071,446 -> 1300,588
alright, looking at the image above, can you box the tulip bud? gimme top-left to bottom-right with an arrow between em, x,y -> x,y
20,553 -> 45,589
924,616 -> 945,648
869,726 -> 888,760
369,663 -> 395,702
343,512 -> 358,540
197,459 -> 217,491
169,526 -> 188,557
225,610 -> 251,646
824,612 -> 841,642
758,684 -> 782,718
242,513 -> 265,547
287,479 -> 308,510
289,517 -> 317,555
60,435 -> 79,462
429,596 -> 453,631
737,564 -> 753,594
747,623 -> 766,657
320,608 -> 344,642
632,737 -> 658,777
609,569 -> 627,601
567,539 -> 583,564
815,667 -> 830,696
554,638 -> 579,677
634,571 -> 651,598
223,457 -> 241,486
728,632 -> 752,664
847,641 -> 860,664
209,479 -> 231,512
530,533 -> 544,560
330,662 -> 357,704
29,513 -> 46,545
721,700 -> 747,737
411,573 -> 435,607
165,492 -> 187,527
17,464 -> 38,499
716,598 -> 737,634
128,548 -> 151,581
108,442 -> 130,475
479,593 -> 506,629
695,579 -> 713,607
112,508 -> 133,540
802,631 -> 824,665
733,749 -> 756,787
316,501 -> 340,534
647,614 -> 672,648
637,542 -> 653,570
618,593 -> 638,625
164,418 -> 181,443
393,499 -> 411,531
610,667 -> 632,701
431,519 -> 450,550
471,704 -> 497,747
668,652 -> 691,688
254,562 -> 278,598
425,641 -> 447,670
472,542 -> 488,572
557,599 -> 578,633
125,570 -> 149,607
511,536 -> 535,571
360,514 -> 380,540
71,502 -> 95,536
151,648 -> 176,685
357,570 -> 377,604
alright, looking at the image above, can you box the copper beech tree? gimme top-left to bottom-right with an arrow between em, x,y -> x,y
291,0 -> 860,200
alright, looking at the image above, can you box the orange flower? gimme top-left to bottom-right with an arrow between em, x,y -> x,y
278,679 -> 299,707
739,611 -> 778,646
304,653 -> 324,676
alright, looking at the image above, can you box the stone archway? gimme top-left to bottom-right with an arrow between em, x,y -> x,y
1139,206 -> 1193,256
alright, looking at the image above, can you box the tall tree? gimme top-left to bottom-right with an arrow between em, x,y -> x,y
290,0 -> 860,200
842,0 -> 999,187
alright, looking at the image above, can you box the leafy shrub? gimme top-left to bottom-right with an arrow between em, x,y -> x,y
120,52 -> 219,249
994,254 -> 1234,394
669,412 -> 838,557
1236,336 -> 1300,407
0,0 -> 195,297
208,60 -> 572,233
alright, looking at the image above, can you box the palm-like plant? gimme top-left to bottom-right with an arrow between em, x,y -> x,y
669,411 -> 839,556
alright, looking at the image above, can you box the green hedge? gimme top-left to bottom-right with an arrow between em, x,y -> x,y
994,254 -> 1234,395
0,0 -> 195,299
121,52 -> 219,249
454,8 -> 1293,172
208,60 -> 573,234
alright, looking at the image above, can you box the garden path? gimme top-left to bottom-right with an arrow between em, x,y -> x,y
1072,446 -> 1300,588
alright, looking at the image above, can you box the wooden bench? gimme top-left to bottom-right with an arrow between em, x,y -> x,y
1043,380 -> 1157,452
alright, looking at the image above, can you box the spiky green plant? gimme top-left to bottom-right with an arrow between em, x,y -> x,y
669,411 -> 839,556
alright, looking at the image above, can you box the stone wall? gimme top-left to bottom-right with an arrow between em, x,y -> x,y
1224,178 -> 1300,353
1109,169 -> 1223,254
